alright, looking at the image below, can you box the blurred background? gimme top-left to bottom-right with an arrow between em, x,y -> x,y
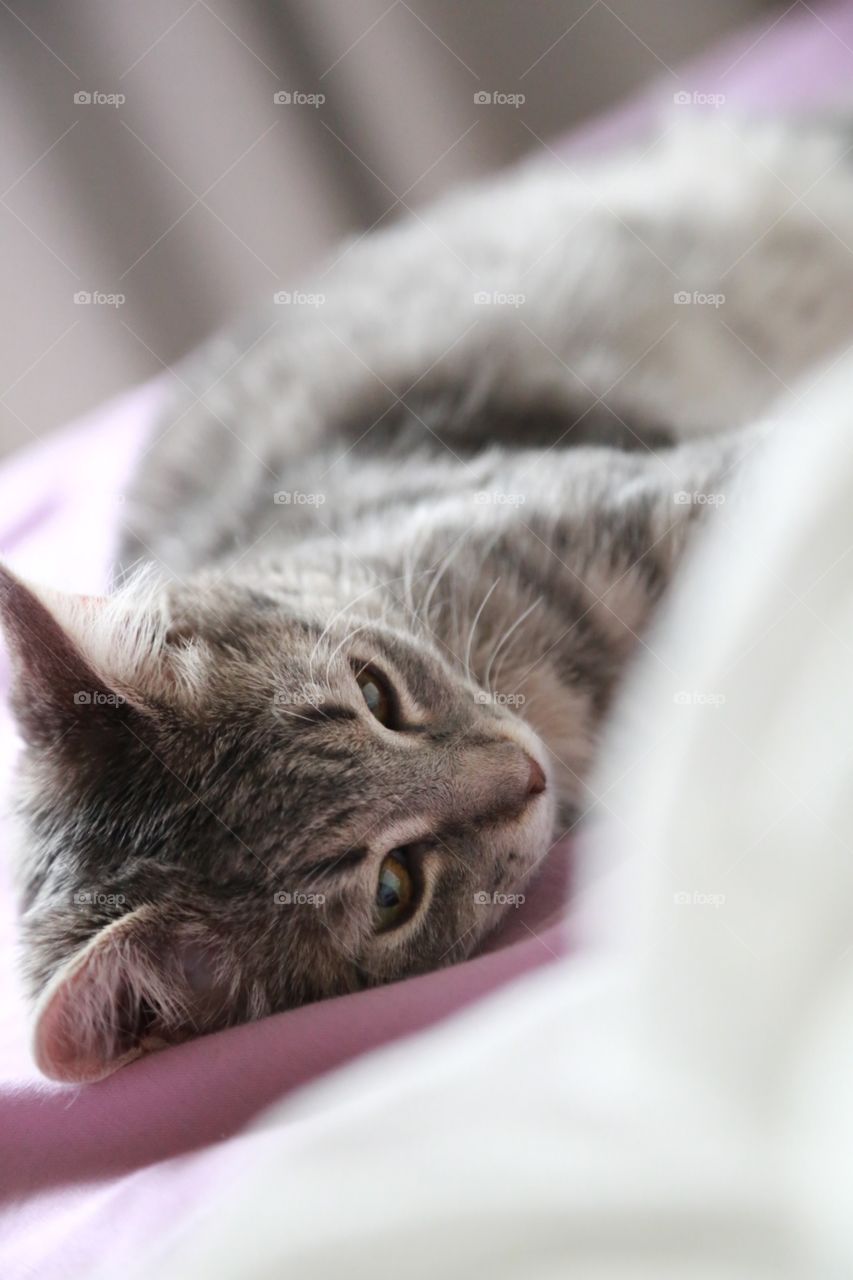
0,0 -> 778,457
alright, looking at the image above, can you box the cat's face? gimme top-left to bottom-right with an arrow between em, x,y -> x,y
0,565 -> 553,1082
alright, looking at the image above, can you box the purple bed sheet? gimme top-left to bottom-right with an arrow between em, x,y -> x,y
3,3 -> 853,1274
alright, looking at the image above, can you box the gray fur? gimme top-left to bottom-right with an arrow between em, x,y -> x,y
4,116 -> 851,1079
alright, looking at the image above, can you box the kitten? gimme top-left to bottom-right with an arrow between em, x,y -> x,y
3,118 -> 851,1082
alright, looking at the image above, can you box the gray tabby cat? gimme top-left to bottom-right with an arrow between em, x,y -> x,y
3,118 -> 852,1082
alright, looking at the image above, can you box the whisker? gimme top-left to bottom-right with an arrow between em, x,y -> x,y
308,584 -> 375,674
417,533 -> 470,629
484,596 -> 544,695
324,621 -> 370,686
464,577 -> 501,687
273,706 -> 320,725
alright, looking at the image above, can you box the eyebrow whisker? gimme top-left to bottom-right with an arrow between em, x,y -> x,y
274,706 -> 321,725
324,621 -> 371,686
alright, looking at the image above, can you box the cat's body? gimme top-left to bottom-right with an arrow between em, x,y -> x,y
3,116 -> 853,1082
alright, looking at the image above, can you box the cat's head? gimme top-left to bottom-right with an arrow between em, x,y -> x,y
0,563 -> 553,1083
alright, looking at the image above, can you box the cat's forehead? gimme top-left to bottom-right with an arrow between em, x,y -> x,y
168,584 -> 317,651
168,582 -> 450,702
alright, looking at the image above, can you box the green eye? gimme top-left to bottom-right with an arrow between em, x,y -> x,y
375,851 -> 415,931
356,667 -> 394,726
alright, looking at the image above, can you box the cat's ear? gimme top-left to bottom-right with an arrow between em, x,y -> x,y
0,563 -> 123,747
0,563 -> 205,740
33,906 -> 224,1083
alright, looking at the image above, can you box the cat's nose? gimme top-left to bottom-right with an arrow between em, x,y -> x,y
525,755 -> 547,797
436,743 -> 546,827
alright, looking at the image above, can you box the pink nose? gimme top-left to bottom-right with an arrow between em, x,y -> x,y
525,755 -> 547,796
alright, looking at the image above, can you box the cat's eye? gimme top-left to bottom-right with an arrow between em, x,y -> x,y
356,667 -> 395,727
375,850 -> 415,931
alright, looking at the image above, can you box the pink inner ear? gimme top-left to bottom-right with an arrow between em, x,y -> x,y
33,951 -> 146,1085
31,910 -> 222,1084
32,907 -> 175,1085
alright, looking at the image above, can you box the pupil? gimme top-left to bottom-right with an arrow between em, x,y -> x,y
363,681 -> 379,709
376,870 -> 399,911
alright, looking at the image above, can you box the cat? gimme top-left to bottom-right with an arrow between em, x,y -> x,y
3,116 -> 853,1083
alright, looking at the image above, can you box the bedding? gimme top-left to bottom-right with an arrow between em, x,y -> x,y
3,3 -> 853,1275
